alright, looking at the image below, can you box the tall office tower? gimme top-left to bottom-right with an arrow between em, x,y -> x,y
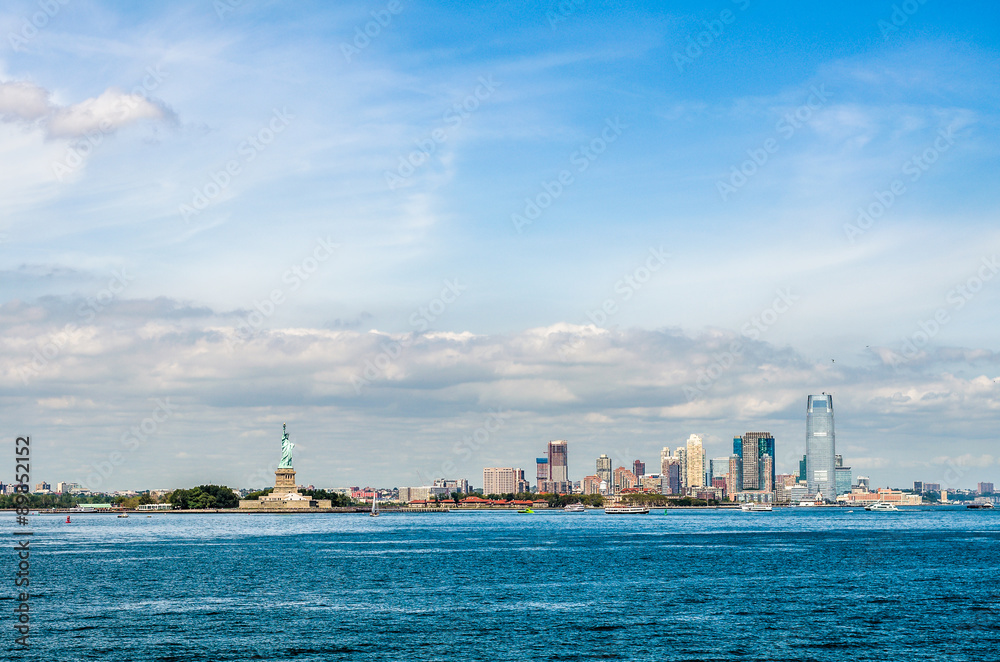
913,481 -> 923,493
660,447 -> 672,475
675,447 -> 688,489
978,482 -> 994,495
734,432 -> 775,491
633,460 -> 645,478
798,455 -> 807,483
761,455 -> 774,492
727,455 -> 742,498
663,462 -> 681,495
548,440 -> 568,482
536,457 -> 549,485
835,454 -> 843,468
686,435 -> 705,488
483,468 -> 517,495
596,454 -> 612,485
835,465 -> 852,496
806,394 -> 837,500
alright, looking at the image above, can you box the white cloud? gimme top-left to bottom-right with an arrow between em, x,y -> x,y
0,80 -> 50,121
0,79 -> 171,139
2,299 -> 999,489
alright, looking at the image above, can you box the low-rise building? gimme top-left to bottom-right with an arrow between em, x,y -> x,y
836,488 -> 922,506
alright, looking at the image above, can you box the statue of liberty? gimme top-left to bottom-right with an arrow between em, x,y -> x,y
279,423 -> 294,468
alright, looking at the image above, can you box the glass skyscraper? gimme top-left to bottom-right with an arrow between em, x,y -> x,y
806,394 -> 837,500
733,432 -> 775,491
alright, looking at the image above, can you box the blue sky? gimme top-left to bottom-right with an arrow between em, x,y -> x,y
1,0 -> 999,491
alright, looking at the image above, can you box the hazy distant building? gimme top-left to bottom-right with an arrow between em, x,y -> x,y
806,394 -> 837,500
483,468 -> 518,495
835,454 -> 844,468
913,481 -> 923,493
633,460 -> 645,478
433,478 -> 470,494
979,482 -> 995,495
548,440 -> 568,483
685,434 -> 705,489
596,454 -> 612,485
398,486 -> 450,502
922,482 -> 940,494
856,476 -> 871,491
798,455 -> 807,483
660,447 -> 672,476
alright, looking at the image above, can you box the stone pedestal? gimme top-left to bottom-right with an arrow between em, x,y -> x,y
274,467 -> 298,493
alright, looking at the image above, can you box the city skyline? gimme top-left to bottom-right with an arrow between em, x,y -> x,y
1,1 -> 999,491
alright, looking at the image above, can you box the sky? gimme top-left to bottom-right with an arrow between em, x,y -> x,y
1,0 -> 999,492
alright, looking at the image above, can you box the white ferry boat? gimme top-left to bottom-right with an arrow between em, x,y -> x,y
740,503 -> 773,512
604,505 -> 650,514
563,503 -> 586,513
865,502 -> 899,512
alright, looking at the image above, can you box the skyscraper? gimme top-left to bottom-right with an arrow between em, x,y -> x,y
660,447 -> 671,475
734,432 -> 776,492
835,465 -> 852,495
548,440 -> 568,482
596,454 -> 612,485
726,455 -> 742,499
686,434 -> 704,489
806,394 -> 837,500
633,460 -> 645,478
675,446 -> 687,489
536,457 -> 549,484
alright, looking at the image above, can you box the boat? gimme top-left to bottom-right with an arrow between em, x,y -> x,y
517,508 -> 535,514
966,502 -> 994,509
369,494 -> 379,517
563,503 -> 586,512
865,502 -> 899,512
604,505 -> 650,514
741,503 -> 773,512
117,512 -> 129,518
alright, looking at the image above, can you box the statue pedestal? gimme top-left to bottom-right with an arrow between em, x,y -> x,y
238,466 -> 332,510
274,467 -> 298,494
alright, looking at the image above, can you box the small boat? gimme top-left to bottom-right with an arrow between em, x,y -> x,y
966,502 -> 994,509
369,494 -> 380,517
604,505 -> 650,514
517,508 -> 535,514
117,512 -> 129,518
741,503 -> 773,512
865,502 -> 899,512
563,503 -> 586,513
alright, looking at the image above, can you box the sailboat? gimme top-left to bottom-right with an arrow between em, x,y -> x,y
369,493 -> 380,517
